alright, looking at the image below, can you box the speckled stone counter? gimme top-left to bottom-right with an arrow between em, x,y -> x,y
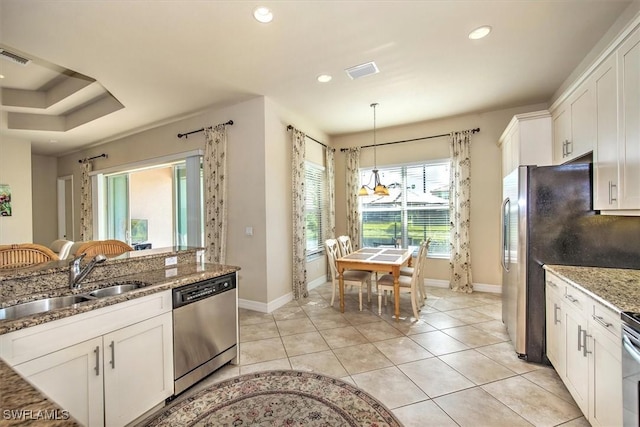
0,261 -> 240,426
544,264 -> 640,313
0,263 -> 239,335
0,359 -> 78,426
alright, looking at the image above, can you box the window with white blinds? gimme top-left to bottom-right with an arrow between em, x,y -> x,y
359,160 -> 451,257
305,161 -> 328,257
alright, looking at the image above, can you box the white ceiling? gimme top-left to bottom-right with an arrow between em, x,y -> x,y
0,0 -> 634,156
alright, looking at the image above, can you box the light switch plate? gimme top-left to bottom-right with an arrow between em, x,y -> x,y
245,226 -> 253,236
165,256 -> 177,266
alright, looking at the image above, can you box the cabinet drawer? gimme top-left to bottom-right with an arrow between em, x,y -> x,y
564,284 -> 589,315
545,273 -> 566,294
591,302 -> 620,340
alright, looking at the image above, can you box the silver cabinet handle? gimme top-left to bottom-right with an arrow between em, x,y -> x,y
109,340 -> 115,369
565,294 -> 578,304
94,346 -> 100,376
566,139 -> 573,156
546,280 -> 557,288
577,325 -> 584,352
592,314 -> 613,329
554,303 -> 561,325
609,181 -> 617,203
582,329 -> 592,357
562,140 -> 566,157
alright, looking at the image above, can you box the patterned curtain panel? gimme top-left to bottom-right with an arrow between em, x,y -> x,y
324,147 -> 336,281
344,147 -> 361,250
449,130 -> 473,293
292,128 -> 308,299
203,125 -> 228,264
80,162 -> 93,241
325,147 -> 336,241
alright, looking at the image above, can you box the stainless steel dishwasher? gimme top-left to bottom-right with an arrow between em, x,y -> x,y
172,272 -> 237,396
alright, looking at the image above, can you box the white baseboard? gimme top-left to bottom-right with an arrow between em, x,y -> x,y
240,277 -> 501,313
424,278 -> 501,294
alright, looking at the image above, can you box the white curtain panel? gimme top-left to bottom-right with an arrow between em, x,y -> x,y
449,130 -> 473,293
79,161 -> 93,241
344,147 -> 362,250
292,128 -> 308,299
203,125 -> 228,264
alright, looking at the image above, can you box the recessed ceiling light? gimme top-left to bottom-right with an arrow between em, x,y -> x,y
253,7 -> 273,23
317,74 -> 332,83
469,25 -> 492,40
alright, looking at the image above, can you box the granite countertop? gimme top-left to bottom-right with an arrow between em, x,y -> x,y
0,263 -> 239,335
0,262 -> 239,426
544,264 -> 640,314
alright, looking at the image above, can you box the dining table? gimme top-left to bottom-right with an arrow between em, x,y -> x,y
336,246 -> 413,319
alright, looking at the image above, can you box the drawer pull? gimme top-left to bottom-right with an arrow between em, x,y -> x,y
592,314 -> 613,328
565,294 -> 578,304
546,280 -> 558,288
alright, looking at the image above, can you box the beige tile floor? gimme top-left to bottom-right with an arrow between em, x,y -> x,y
189,283 -> 590,427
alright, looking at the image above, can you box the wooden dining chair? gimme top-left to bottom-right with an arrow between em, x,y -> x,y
400,238 -> 431,304
325,238 -> 372,311
0,243 -> 60,269
74,240 -> 134,258
376,239 -> 428,318
336,235 -> 353,257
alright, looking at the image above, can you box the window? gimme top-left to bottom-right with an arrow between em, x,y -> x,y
305,161 -> 327,257
360,160 -> 450,257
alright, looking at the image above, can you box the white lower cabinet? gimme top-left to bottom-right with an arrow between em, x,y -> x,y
545,271 -> 622,427
13,337 -> 104,427
2,291 -> 173,427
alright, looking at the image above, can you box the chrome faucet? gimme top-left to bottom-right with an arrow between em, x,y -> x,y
69,253 -> 107,289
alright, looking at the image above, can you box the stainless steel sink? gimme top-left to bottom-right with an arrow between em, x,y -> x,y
0,295 -> 94,321
88,281 -> 148,298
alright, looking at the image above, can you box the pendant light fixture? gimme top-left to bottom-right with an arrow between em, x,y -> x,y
359,103 -> 390,197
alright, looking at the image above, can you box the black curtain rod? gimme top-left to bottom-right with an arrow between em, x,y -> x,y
286,125 -> 334,151
339,127 -> 480,152
78,153 -> 107,163
177,120 -> 234,139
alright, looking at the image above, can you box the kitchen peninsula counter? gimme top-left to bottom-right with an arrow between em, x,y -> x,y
0,258 -> 240,426
544,264 -> 640,313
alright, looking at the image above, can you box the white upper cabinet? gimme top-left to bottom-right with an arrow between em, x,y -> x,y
499,110 -> 553,177
593,23 -> 640,212
593,54 -> 619,210
618,26 -> 640,210
552,83 -> 595,165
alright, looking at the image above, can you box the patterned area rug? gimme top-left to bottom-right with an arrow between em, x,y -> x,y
144,370 -> 403,426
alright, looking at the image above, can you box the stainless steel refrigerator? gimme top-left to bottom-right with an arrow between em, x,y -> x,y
501,163 -> 640,363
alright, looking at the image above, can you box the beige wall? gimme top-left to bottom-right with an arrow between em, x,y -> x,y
31,154 -> 58,246
0,137 -> 33,244
56,96 -> 328,308
331,102 -> 548,288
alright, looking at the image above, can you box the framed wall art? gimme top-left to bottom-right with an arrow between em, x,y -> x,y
0,184 -> 12,216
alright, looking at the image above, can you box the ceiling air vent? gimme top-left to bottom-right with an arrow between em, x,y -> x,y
0,49 -> 31,66
345,61 -> 379,80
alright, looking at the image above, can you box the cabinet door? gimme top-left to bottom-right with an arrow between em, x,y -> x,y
103,312 -> 173,427
568,85 -> 596,162
563,303 -> 589,416
589,323 -> 623,427
552,105 -> 571,164
545,283 -> 565,376
13,337 -> 104,427
618,27 -> 640,210
593,55 -> 619,210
